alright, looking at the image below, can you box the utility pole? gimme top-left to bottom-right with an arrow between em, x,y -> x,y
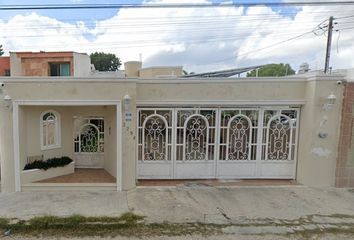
324,16 -> 334,74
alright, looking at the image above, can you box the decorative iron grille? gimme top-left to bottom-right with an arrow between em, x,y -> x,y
74,117 -> 104,153
176,109 -> 217,161
219,109 -> 259,161
138,109 -> 172,161
262,110 -> 298,161
137,108 -> 298,164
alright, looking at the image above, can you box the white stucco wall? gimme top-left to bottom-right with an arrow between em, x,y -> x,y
297,77 -> 344,186
9,53 -> 22,77
73,53 -> 91,77
136,78 -> 306,102
104,105 -> 117,178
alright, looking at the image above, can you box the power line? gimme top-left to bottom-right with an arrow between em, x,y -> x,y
1,2 -> 354,10
207,14 -> 354,65
0,20 -> 323,34
2,28 -> 315,39
2,11 -> 347,32
208,15 -> 350,65
335,14 -> 354,19
2,10 -> 353,67
8,9 -> 351,22
336,26 -> 354,30
6,30 -> 316,49
209,31 -> 314,64
1,18 -> 324,30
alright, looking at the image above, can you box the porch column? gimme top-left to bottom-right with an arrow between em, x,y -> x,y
121,96 -> 137,190
0,103 -> 16,192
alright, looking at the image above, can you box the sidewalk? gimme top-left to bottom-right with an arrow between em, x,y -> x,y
0,185 -> 354,222
1,185 -> 354,238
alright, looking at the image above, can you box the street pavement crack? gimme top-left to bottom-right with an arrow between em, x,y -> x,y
217,207 -> 232,222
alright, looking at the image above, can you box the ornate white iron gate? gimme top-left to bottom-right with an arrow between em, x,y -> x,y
137,107 -> 299,179
73,117 -> 104,168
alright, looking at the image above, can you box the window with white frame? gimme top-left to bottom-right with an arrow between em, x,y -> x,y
40,110 -> 61,150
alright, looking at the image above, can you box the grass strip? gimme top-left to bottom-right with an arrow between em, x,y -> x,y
1,212 -> 354,238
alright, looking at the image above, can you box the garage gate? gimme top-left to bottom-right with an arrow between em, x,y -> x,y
137,107 -> 299,179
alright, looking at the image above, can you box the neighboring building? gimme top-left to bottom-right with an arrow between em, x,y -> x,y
0,57 -> 10,76
334,69 -> 354,187
0,51 -> 353,193
9,51 -> 91,77
7,52 -> 182,78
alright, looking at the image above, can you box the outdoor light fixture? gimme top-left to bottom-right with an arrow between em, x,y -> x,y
3,94 -> 12,110
322,93 -> 336,111
123,94 -> 131,112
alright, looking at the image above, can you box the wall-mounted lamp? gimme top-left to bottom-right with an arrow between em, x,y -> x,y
3,94 -> 12,110
322,93 -> 336,111
123,94 -> 131,112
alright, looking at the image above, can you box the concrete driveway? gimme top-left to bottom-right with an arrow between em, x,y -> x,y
0,185 -> 354,224
128,185 -> 354,224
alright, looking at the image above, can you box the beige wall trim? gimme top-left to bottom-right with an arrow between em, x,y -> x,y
12,102 -> 21,192
0,77 -> 308,84
0,74 -> 344,84
116,102 -> 122,191
137,78 -> 307,83
12,100 -> 123,192
0,78 -> 138,83
306,75 -> 345,81
15,100 -> 121,105
137,100 -> 306,107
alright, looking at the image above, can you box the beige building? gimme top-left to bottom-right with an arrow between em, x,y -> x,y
0,51 -> 352,192
124,61 -> 183,78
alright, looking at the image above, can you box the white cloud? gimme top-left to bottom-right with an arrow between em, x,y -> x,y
0,1 -> 354,73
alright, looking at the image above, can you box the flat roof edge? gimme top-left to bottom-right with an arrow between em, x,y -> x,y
0,74 -> 346,83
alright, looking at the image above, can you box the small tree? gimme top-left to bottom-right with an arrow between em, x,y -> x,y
0,45 -> 4,56
247,63 -> 295,77
90,52 -> 121,71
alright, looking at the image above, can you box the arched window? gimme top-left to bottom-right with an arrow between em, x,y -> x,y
40,110 -> 61,150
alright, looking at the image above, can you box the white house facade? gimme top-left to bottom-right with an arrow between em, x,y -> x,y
0,71 -> 348,192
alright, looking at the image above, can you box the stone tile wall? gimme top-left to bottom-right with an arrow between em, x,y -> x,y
21,57 -> 73,76
336,82 -> 354,187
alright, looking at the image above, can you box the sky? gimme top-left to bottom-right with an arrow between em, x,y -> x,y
0,0 -> 354,73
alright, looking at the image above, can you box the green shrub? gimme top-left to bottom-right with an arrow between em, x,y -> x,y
23,156 -> 73,171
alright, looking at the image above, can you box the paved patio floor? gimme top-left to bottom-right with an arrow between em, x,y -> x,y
37,168 -> 116,183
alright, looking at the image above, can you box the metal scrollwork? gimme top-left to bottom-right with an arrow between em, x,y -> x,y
183,114 -> 209,160
74,118 -> 104,153
80,124 -> 100,152
143,115 -> 168,161
226,115 -> 251,160
266,114 -> 292,160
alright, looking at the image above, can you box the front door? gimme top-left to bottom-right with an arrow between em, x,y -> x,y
73,117 -> 104,168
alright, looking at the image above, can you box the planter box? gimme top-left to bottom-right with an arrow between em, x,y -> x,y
21,162 -> 75,184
